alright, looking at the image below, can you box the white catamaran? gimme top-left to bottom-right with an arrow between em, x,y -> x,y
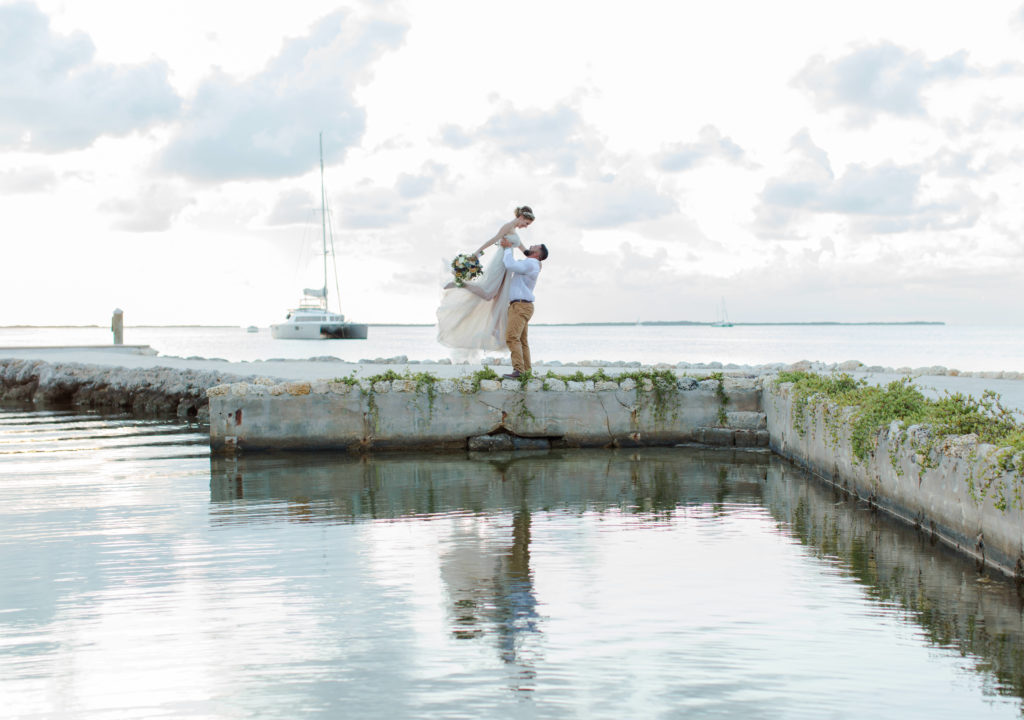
271,135 -> 368,341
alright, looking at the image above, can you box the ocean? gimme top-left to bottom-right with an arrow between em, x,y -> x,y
1,323 -> 1022,372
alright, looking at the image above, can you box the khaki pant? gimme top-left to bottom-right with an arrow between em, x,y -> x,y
506,301 -> 534,372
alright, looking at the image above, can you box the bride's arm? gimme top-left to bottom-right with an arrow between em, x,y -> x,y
473,219 -> 519,255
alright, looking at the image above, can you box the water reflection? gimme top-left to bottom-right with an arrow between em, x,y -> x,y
210,449 -> 771,704
762,463 -> 1024,701
210,448 -> 1024,714
5,404 -> 1024,718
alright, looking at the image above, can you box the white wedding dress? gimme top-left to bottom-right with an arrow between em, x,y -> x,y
436,232 -> 522,351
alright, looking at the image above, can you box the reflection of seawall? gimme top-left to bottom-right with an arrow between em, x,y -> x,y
208,447 -> 770,520
210,447 -> 1024,703
761,460 -> 1024,701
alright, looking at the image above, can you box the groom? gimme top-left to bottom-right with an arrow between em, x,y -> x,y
499,236 -> 549,379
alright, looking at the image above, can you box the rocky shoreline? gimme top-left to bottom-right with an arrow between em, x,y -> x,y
0,358 -> 258,421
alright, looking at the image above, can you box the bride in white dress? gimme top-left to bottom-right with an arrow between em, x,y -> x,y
436,206 -> 536,351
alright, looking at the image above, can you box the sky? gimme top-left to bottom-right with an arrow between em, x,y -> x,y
2,0 -> 1024,326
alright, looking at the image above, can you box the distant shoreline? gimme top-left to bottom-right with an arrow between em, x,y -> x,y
1,321 -> 948,329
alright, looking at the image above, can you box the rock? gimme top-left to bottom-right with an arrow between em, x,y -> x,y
545,379 -> 566,391
939,433 -> 979,459
836,360 -> 863,371
786,360 -> 813,372
501,379 -> 521,391
677,378 -> 698,390
567,381 -> 586,392
391,379 -> 417,392
619,378 -> 637,392
436,380 -> 456,394
595,381 -> 618,391
511,436 -> 550,450
479,380 -> 501,391
526,379 -> 543,392
468,434 -> 514,451
372,381 -> 390,393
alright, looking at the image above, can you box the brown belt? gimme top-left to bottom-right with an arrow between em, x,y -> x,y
509,299 -> 533,304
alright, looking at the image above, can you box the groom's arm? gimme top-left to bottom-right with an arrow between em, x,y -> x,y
502,248 -> 538,273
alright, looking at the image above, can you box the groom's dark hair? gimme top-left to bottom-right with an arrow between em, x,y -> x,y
537,244 -> 549,261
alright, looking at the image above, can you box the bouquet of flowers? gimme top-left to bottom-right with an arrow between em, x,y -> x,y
450,252 -> 483,287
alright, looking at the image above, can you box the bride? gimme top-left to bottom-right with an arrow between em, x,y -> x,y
437,206 -> 536,351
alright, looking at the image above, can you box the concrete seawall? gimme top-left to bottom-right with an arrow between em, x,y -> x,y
207,375 -> 769,453
764,380 -> 1024,578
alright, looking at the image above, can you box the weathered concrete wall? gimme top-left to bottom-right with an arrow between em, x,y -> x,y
0,358 -> 254,420
207,376 -> 768,453
764,380 -> 1024,577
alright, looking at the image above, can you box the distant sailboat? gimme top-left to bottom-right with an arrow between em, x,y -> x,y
711,298 -> 733,327
270,134 -> 368,341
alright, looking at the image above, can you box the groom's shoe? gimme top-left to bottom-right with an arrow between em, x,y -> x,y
503,370 -> 522,380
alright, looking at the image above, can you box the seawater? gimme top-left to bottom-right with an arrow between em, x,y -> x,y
2,409 -> 1024,718
1,324 -> 1023,371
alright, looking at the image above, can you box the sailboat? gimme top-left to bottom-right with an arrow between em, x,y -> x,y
271,135 -> 368,341
711,298 -> 733,328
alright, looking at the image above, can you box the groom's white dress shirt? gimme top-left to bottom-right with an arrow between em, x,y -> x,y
502,248 -> 541,302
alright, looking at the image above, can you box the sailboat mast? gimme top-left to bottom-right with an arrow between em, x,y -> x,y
319,133 -> 328,309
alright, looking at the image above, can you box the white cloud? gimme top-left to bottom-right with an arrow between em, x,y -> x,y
795,41 -> 972,124
0,2 -> 180,152
0,165 -> 57,193
557,172 -> 678,229
266,188 -> 318,226
757,130 -> 981,236
99,183 -> 194,232
160,10 -> 407,181
441,103 -> 595,176
656,126 -> 752,172
337,186 -> 412,228
395,162 -> 447,199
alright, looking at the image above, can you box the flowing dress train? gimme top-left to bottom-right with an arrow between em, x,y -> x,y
436,232 -> 522,351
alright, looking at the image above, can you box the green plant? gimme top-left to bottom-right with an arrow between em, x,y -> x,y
774,371 -> 1024,510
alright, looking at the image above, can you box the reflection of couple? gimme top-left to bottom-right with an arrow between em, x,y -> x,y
437,206 -> 549,379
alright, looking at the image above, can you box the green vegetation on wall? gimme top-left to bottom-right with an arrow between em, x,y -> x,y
775,371 -> 1024,510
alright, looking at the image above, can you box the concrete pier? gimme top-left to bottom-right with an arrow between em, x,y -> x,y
206,375 -> 769,452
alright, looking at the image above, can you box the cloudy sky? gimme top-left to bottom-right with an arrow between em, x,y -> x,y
3,0 -> 1024,326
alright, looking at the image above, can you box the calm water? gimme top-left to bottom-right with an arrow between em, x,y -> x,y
3,409 -> 1024,718
1,324 -> 1023,371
